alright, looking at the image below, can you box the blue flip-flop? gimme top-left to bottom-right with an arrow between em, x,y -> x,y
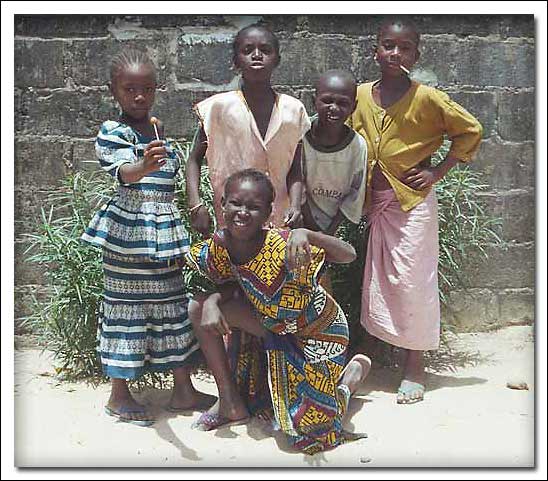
104,405 -> 155,427
397,380 -> 425,404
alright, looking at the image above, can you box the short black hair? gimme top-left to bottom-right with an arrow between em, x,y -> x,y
232,23 -> 280,59
110,48 -> 157,84
224,168 -> 276,205
315,69 -> 357,97
377,17 -> 420,46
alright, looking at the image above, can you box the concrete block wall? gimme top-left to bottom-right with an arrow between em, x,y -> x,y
14,14 -> 535,331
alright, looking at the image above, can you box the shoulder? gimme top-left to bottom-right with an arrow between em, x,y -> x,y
414,83 -> 451,105
356,82 -> 373,98
277,93 -> 308,113
96,120 -> 136,145
197,91 -> 240,110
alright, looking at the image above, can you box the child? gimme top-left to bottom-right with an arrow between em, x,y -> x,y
81,49 -> 214,426
302,69 -> 367,235
350,19 -> 483,404
186,169 -> 371,455
185,23 -> 310,235
184,24 -> 311,423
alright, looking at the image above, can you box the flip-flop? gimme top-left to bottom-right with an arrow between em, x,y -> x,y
104,405 -> 155,427
397,379 -> 425,405
191,411 -> 249,431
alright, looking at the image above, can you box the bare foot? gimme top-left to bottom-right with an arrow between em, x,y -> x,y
168,390 -> 217,412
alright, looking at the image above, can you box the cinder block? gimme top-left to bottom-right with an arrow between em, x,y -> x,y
473,138 -> 535,190
14,189 -> 59,238
500,192 -> 535,243
140,15 -> 226,28
154,88 -> 221,138
443,288 -> 499,331
17,89 -> 118,137
499,15 -> 535,38
176,34 -> 234,85
460,242 -> 535,289
418,37 -> 533,89
272,36 -> 357,86
498,91 -> 535,141
15,240 -> 46,286
498,288 -> 535,325
15,14 -> 112,37
72,139 -> 101,172
15,138 -> 71,188
449,90 -> 497,138
15,39 -> 65,88
65,37 -> 171,87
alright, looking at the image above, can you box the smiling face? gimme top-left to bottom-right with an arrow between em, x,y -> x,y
233,27 -> 280,83
110,63 -> 156,122
375,23 -> 420,77
314,73 -> 357,127
222,177 -> 272,241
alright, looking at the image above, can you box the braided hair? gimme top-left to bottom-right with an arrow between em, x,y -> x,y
110,48 -> 157,85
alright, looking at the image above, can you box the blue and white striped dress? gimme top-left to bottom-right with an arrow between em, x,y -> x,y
82,120 -> 200,379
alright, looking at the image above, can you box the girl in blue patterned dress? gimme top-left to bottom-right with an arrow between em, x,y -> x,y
82,49 -> 214,426
186,169 -> 371,454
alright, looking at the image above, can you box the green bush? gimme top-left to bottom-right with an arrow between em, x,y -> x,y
23,141 -> 501,379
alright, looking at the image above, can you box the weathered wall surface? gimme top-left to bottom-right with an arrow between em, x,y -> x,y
14,14 -> 535,331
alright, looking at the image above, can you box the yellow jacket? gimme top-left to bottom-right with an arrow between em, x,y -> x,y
350,81 -> 483,212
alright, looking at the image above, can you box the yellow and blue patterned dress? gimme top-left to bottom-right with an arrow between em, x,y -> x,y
186,229 -> 362,454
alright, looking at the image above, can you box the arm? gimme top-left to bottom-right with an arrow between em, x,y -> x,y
401,91 -> 482,191
400,154 -> 460,191
284,142 -> 304,228
185,126 -> 212,237
201,282 -> 240,336
118,140 -> 167,184
287,228 -> 356,269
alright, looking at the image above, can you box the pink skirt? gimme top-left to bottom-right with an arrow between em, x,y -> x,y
361,189 -> 440,351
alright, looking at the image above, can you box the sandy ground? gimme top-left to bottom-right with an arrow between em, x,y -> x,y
13,325 -> 535,468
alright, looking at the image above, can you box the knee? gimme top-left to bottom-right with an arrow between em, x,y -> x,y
187,298 -> 203,329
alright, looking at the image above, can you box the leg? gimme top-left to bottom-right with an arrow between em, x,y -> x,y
105,378 -> 154,426
168,365 -> 216,412
188,294 -> 266,427
397,349 -> 426,404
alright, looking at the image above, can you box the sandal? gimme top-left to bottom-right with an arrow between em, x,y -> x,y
191,411 -> 249,431
396,379 -> 425,404
104,405 -> 155,427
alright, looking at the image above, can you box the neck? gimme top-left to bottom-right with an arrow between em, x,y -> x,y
312,119 -> 346,147
378,74 -> 411,91
120,113 -> 150,132
227,229 -> 267,263
241,80 -> 274,98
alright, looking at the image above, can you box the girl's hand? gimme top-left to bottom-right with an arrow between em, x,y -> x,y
400,166 -> 441,191
201,298 -> 231,336
190,205 -> 212,238
142,140 -> 167,174
286,228 -> 312,271
283,206 -> 303,228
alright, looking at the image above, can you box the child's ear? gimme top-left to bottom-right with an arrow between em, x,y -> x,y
414,48 -> 421,63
